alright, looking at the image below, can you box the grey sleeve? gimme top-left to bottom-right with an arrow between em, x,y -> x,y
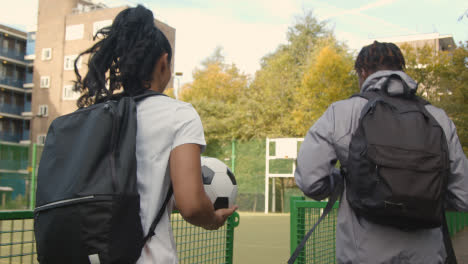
445,119 -> 468,211
294,105 -> 338,200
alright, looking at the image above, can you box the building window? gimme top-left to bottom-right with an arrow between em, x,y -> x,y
64,55 -> 81,70
37,134 -> 47,145
0,63 -> 5,77
65,24 -> 84,41
41,48 -> 52,60
93,20 -> 112,37
40,76 -> 50,88
38,104 -> 48,117
63,85 -> 80,100
2,39 -> 7,53
15,43 -> 21,55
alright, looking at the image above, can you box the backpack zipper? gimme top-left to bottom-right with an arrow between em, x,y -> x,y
34,195 -> 115,214
35,195 -> 95,212
106,102 -> 121,192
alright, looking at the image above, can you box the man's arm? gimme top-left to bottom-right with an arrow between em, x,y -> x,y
295,105 -> 339,200
445,119 -> 468,212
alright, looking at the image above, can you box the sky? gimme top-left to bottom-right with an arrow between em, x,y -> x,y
1,0 -> 467,85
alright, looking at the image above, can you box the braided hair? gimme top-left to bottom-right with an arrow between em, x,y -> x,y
73,5 -> 172,108
355,41 -> 405,75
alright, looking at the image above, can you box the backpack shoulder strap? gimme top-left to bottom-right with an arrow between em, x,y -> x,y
143,185 -> 173,244
415,95 -> 430,106
351,90 -> 382,101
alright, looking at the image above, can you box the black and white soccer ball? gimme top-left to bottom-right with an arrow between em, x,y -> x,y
201,156 -> 238,210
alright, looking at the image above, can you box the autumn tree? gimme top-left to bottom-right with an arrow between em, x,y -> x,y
179,47 -> 249,141
248,11 -> 336,138
292,40 -> 358,134
435,43 -> 468,154
401,42 -> 468,154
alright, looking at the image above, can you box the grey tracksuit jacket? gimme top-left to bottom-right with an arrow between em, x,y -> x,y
295,70 -> 468,264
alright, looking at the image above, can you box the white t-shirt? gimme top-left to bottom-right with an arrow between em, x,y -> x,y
135,95 -> 206,264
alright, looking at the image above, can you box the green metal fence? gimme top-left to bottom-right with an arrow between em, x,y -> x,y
0,210 -> 239,264
0,140 -> 302,213
289,197 -> 338,264
290,196 -> 468,264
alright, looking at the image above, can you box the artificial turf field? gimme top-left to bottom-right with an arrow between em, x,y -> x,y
233,212 -> 290,264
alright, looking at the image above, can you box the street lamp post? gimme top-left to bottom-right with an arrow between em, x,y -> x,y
174,72 -> 183,99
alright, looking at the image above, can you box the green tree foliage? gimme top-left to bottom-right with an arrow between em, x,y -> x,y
436,44 -> 468,154
247,11 -> 342,138
247,50 -> 299,138
183,12 -> 358,140
401,42 -> 468,154
293,41 -> 358,134
180,47 -> 249,141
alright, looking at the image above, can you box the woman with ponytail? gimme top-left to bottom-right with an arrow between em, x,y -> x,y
74,5 -> 237,263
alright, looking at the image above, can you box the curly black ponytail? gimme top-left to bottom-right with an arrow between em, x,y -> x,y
74,5 -> 172,108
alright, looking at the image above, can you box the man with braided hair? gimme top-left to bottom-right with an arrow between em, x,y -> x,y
295,41 -> 468,263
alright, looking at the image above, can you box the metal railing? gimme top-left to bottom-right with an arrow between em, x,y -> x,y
0,78 -> 24,89
0,210 -> 240,264
290,196 -> 468,264
0,104 -> 24,116
0,50 -> 25,62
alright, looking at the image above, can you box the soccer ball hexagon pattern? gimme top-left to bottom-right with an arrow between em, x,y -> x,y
201,157 -> 238,210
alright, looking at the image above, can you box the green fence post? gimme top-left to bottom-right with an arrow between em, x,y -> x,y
446,212 -> 455,236
290,196 -> 305,264
231,139 -> 236,173
29,143 -> 37,210
225,211 -> 240,264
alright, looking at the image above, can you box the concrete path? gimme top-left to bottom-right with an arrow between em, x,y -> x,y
453,228 -> 468,263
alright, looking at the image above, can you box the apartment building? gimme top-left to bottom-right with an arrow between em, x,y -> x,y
0,24 -> 33,144
375,33 -> 456,54
32,0 -> 176,143
374,33 -> 457,97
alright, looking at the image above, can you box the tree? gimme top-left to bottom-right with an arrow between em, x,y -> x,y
247,49 -> 299,138
435,43 -> 468,154
401,42 -> 468,154
400,43 -> 450,100
292,41 -> 358,134
247,11 -> 335,138
180,47 -> 249,141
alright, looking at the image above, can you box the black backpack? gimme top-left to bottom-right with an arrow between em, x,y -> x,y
289,75 -> 457,264
34,90 -> 173,264
346,89 -> 449,230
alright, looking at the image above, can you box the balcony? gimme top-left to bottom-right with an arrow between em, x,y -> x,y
23,74 -> 33,88
26,41 -> 35,57
22,129 -> 30,141
0,132 -> 23,146
0,49 -> 25,63
23,101 -> 31,113
0,77 -> 24,89
0,103 -> 25,116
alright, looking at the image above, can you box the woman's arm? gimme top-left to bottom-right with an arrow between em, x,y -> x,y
170,143 -> 237,230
